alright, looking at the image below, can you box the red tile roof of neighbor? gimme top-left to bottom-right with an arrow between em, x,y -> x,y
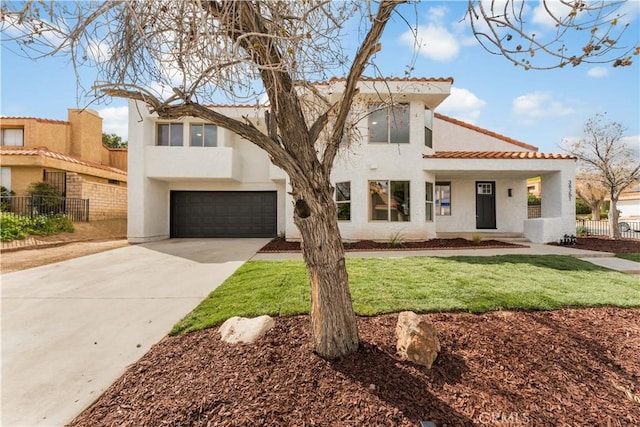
0,117 -> 70,125
434,113 -> 539,151
424,151 -> 576,160
0,146 -> 128,175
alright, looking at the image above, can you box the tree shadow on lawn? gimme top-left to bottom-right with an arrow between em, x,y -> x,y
331,340 -> 474,425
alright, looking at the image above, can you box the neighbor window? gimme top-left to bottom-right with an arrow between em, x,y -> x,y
335,181 -> 351,221
157,123 -> 183,146
190,124 -> 217,147
425,182 -> 434,221
368,104 -> 410,144
435,182 -> 451,216
424,107 -> 433,148
369,180 -> 410,221
1,128 -> 24,146
0,167 -> 11,191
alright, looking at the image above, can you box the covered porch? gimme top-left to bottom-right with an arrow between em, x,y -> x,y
424,152 -> 577,243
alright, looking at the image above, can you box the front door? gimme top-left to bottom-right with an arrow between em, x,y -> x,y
476,181 -> 496,229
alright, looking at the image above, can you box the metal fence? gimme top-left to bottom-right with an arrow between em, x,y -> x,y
0,195 -> 89,222
576,219 -> 640,240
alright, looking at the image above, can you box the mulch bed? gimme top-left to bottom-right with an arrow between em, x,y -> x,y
69,308 -> 640,426
549,237 -> 640,254
259,237 -> 528,253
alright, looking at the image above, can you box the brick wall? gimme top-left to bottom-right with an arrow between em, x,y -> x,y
67,173 -> 127,220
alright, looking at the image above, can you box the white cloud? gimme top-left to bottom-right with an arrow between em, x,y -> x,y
437,87 -> 487,124
532,1 -> 575,28
399,6 -> 460,62
621,135 -> 640,157
587,67 -> 609,78
512,92 -> 574,121
96,106 -> 129,140
399,24 -> 459,62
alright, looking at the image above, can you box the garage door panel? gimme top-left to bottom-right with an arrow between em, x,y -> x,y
170,191 -> 277,238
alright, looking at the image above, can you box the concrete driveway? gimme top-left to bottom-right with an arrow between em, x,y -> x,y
1,238 -> 269,427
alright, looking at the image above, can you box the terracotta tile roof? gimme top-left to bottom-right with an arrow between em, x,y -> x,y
0,146 -> 127,175
325,76 -> 454,85
0,117 -> 69,125
424,151 -> 576,160
434,113 -> 538,151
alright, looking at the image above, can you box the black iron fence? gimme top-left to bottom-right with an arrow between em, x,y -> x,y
576,219 -> 640,240
0,195 -> 89,222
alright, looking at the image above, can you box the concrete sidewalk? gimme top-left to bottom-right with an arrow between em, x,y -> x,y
1,238 -> 270,427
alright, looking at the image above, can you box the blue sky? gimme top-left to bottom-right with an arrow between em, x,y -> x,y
1,1 -> 638,154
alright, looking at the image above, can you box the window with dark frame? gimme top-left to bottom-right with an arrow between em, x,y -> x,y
157,123 -> 184,146
190,124 -> 217,147
424,107 -> 433,148
335,181 -> 351,221
425,182 -> 434,221
435,182 -> 451,216
368,104 -> 410,144
369,180 -> 410,221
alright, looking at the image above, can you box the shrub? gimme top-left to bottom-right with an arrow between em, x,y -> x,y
575,198 -> 591,215
576,226 -> 589,237
26,181 -> 60,197
0,185 -> 14,212
0,213 -> 74,242
527,194 -> 541,205
26,181 -> 64,214
0,213 -> 31,241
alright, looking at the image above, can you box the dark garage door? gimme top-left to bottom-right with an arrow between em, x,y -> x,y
170,191 -> 277,238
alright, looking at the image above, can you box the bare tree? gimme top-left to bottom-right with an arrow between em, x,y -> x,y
576,172 -> 608,220
563,114 -> 640,239
1,0 -> 637,358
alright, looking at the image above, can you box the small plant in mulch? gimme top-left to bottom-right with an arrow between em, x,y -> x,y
389,231 -> 405,248
471,233 -> 484,244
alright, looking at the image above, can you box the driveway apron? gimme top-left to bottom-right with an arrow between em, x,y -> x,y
1,238 -> 269,427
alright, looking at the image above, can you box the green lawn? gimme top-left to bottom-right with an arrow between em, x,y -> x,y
616,253 -> 640,262
171,255 -> 640,335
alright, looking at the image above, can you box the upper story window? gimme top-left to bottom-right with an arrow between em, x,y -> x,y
157,123 -> 183,146
368,103 -> 410,144
335,181 -> 351,221
190,124 -> 217,147
369,180 -> 410,221
424,107 -> 433,148
1,128 -> 24,146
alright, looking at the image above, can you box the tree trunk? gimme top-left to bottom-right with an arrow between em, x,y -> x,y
292,181 -> 359,359
590,201 -> 601,221
609,196 -> 622,239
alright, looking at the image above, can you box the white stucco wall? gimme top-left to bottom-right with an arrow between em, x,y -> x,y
285,101 -> 439,241
128,100 -> 286,242
432,116 -> 531,152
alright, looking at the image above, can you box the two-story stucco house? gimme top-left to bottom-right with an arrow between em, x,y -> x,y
127,77 -> 576,244
0,109 -> 128,220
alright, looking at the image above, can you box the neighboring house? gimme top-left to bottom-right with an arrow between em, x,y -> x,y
127,77 -> 576,244
0,109 -> 128,220
617,184 -> 640,220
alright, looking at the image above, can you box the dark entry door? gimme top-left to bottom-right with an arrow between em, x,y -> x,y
476,181 -> 496,229
170,191 -> 277,238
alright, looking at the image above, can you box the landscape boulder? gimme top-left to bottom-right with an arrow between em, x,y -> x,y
395,311 -> 441,369
219,315 -> 275,344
